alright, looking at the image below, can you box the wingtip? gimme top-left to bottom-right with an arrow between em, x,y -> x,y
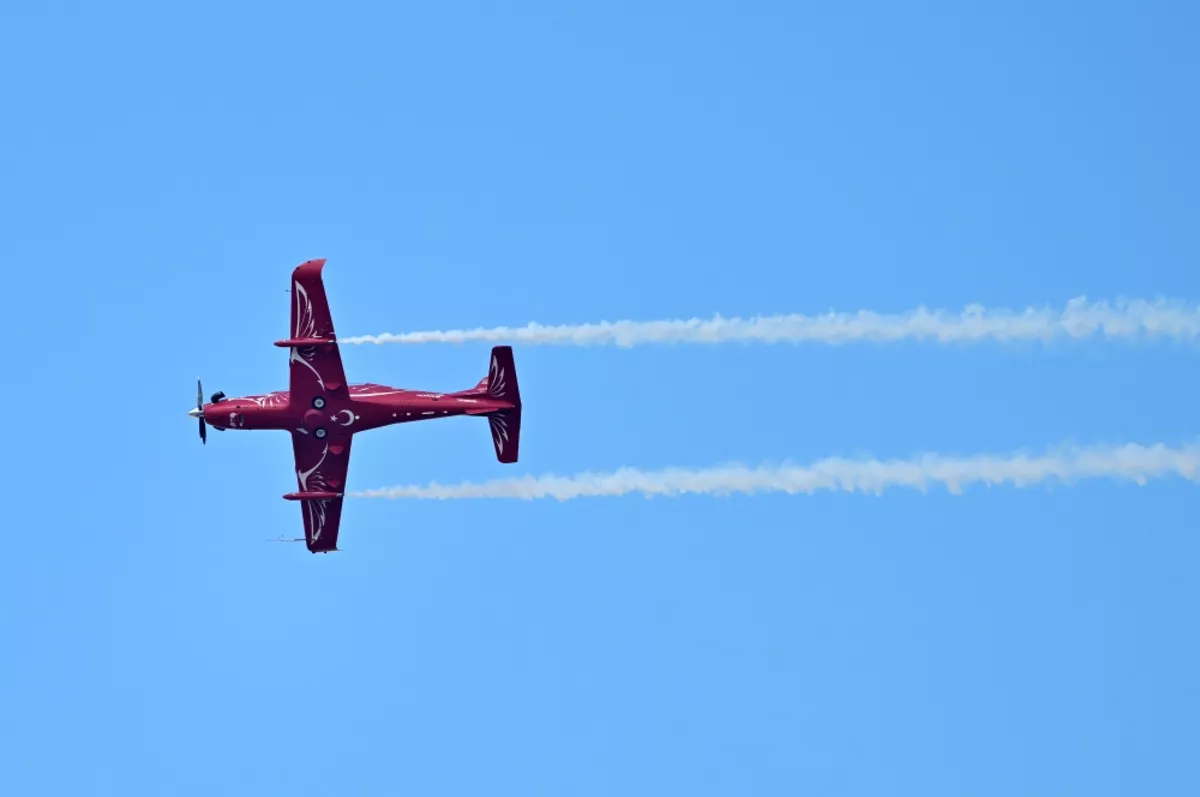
294,257 -> 328,277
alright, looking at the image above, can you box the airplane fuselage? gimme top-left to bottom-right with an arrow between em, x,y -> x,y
194,382 -> 512,438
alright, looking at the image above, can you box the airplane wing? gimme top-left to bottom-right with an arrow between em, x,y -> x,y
290,429 -> 353,553
287,258 -> 350,403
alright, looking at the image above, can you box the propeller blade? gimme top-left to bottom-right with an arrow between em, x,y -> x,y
195,378 -> 207,444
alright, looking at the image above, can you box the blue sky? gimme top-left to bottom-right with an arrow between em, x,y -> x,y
2,1 -> 1198,794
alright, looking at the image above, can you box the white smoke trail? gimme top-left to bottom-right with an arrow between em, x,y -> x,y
340,297 -> 1200,347
350,442 -> 1200,501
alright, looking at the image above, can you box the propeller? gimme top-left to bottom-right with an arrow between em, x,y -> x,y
189,380 -> 227,443
196,378 -> 207,444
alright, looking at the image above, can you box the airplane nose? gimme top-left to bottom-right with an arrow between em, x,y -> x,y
187,407 -> 202,418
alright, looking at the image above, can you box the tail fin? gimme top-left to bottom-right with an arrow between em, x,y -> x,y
485,346 -> 521,463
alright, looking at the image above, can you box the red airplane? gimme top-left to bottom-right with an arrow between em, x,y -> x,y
189,258 -> 522,553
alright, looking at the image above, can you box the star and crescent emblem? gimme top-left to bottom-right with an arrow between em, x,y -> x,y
331,409 -> 357,427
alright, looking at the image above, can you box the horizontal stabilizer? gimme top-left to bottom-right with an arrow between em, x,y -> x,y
486,346 -> 521,405
487,408 -> 521,463
480,346 -> 521,463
